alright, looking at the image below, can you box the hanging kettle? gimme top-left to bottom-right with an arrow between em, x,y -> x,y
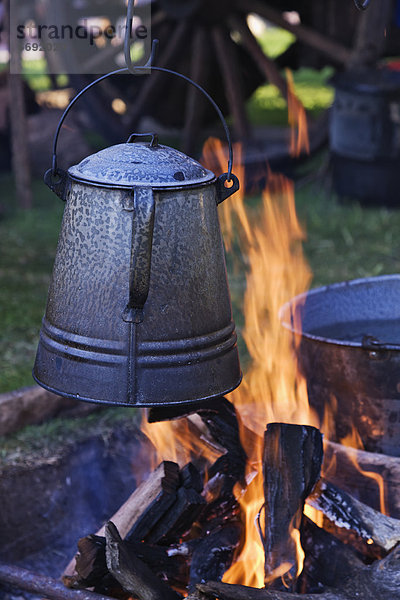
33,67 -> 242,407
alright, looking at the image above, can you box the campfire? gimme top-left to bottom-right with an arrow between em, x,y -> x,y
3,108 -> 399,600
2,51 -> 400,600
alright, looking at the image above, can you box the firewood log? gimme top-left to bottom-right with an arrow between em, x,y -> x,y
323,440 -> 400,518
64,534 -> 190,592
191,544 -> 400,600
63,461 -> 180,578
307,478 -> 400,555
188,524 -> 241,592
192,582 -> 342,599
300,517 -> 365,592
105,521 -> 181,600
263,423 -> 323,590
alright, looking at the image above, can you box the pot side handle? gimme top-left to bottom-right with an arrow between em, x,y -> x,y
123,187 -> 155,323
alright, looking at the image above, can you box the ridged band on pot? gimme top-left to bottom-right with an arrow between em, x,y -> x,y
280,275 -> 400,457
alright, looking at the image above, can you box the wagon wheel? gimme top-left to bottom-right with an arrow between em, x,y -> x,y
40,0 -> 358,152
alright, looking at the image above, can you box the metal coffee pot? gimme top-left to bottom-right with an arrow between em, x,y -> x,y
33,71 -> 241,407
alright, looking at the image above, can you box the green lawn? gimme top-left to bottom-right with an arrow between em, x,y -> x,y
0,175 -> 64,392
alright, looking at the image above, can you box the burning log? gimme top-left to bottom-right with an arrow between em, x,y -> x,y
197,397 -> 248,501
106,460 -> 180,540
190,529 -> 400,600
188,524 -> 241,592
263,423 -> 323,590
126,462 -> 204,544
300,517 -> 364,592
148,397 -> 248,505
192,581 -> 341,599
307,478 -> 400,555
323,440 -> 400,518
105,521 -> 181,600
141,484 -> 206,545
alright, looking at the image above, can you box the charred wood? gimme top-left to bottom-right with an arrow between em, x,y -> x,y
299,517 -> 364,593
148,397 -> 248,502
263,423 -> 323,590
105,521 -> 181,600
198,398 -> 247,480
188,524 -> 241,593
65,533 -> 190,592
63,461 -> 180,578
323,439 -> 400,518
192,544 -> 400,600
108,461 -> 180,541
141,485 -> 206,545
307,478 -> 400,555
64,535 -> 109,590
193,581 -> 341,600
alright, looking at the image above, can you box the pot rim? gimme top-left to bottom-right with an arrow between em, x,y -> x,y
279,273 -> 400,350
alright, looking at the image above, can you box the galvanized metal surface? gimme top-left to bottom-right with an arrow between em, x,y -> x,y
280,275 -> 400,457
34,169 -> 241,407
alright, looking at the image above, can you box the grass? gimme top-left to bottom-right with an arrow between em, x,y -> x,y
297,177 -> 400,287
0,406 -> 139,467
0,174 -> 63,392
247,66 -> 335,126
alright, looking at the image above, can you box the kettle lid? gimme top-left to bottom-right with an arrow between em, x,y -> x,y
68,134 -> 215,189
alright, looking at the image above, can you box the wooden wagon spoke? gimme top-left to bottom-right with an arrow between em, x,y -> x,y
212,26 -> 251,142
229,14 -> 287,98
182,28 -> 209,155
126,20 -> 190,131
237,0 -> 351,65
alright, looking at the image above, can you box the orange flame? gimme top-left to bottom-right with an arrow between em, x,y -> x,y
286,69 -> 310,158
140,76 -> 387,592
141,414 -> 223,470
339,428 -> 387,516
203,139 -> 316,587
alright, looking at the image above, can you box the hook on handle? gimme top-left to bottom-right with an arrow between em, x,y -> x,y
353,0 -> 371,10
124,0 -> 158,73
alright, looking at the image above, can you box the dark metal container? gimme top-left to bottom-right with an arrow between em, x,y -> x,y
330,69 -> 400,206
33,134 -> 241,407
280,275 -> 400,457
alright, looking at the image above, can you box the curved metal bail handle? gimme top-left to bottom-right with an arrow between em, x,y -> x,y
47,66 -> 234,185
